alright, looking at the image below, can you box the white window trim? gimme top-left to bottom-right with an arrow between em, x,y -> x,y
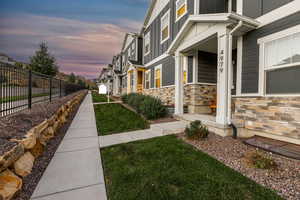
161,10 -> 170,44
258,25 -> 300,96
154,65 -> 162,88
144,32 -> 151,56
145,70 -> 151,89
175,0 -> 188,22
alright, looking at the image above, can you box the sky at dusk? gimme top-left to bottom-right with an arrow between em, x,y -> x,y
0,0 -> 149,79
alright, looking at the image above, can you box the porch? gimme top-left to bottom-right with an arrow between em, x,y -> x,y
127,66 -> 145,94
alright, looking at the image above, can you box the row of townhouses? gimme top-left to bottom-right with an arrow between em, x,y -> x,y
108,0 -> 300,145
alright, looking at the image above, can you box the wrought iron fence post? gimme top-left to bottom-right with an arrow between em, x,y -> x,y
28,70 -> 32,109
49,77 -> 52,102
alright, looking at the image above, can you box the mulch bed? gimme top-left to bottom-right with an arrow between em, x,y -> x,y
12,92 -> 86,200
179,133 -> 300,200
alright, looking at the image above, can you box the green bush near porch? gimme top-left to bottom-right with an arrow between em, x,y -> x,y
121,93 -> 168,120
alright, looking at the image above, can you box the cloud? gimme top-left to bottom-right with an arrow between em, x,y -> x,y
0,14 -> 142,79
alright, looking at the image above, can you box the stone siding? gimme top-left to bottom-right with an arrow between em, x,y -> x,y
184,84 -> 217,114
143,84 -> 217,114
233,97 -> 300,140
143,86 -> 175,105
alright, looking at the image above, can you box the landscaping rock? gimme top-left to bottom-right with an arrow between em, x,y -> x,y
39,127 -> 55,146
29,140 -> 44,158
35,120 -> 49,138
10,128 -> 36,150
14,152 -> 35,177
0,170 -> 22,200
0,144 -> 24,173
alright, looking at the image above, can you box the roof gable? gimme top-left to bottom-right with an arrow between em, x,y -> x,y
144,0 -> 169,28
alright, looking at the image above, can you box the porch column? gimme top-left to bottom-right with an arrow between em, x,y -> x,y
175,51 -> 184,115
216,33 -> 229,125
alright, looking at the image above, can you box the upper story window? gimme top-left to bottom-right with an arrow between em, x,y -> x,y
144,32 -> 150,55
127,47 -> 131,60
161,10 -> 170,44
145,70 -> 151,89
258,25 -> 300,95
176,0 -> 187,21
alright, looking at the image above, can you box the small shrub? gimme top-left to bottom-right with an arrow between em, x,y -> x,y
244,150 -> 277,169
140,96 -> 168,120
185,120 -> 209,140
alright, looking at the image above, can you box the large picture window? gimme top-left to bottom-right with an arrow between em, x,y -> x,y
155,66 -> 161,88
144,32 -> 150,55
259,25 -> 300,95
161,10 -> 170,43
176,0 -> 187,21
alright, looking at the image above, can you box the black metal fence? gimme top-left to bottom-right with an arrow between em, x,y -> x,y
0,63 -> 86,117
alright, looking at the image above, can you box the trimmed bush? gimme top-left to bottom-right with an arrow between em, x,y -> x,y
244,150 -> 277,169
185,120 -> 209,140
122,93 -> 167,120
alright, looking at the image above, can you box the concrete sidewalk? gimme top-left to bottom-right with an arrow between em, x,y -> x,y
99,121 -> 188,148
31,93 -> 107,200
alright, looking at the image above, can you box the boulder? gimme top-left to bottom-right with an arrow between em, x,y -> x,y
14,152 -> 35,177
0,144 -> 24,173
10,128 -> 36,150
29,140 -> 44,158
35,120 -> 49,138
39,127 -> 55,146
0,170 -> 22,200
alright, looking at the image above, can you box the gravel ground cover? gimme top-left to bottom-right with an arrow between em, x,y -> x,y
180,133 -> 300,200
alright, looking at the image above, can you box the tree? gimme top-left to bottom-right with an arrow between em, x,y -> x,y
68,73 -> 76,83
29,42 -> 58,77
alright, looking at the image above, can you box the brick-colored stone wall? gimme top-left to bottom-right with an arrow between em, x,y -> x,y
232,97 -> 300,140
184,84 -> 217,114
143,86 -> 175,105
143,84 -> 217,114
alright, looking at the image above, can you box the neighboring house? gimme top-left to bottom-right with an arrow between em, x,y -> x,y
98,65 -> 113,94
110,0 -> 300,145
111,54 -> 123,96
0,53 -> 16,65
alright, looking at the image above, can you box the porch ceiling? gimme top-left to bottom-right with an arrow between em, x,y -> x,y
167,13 -> 260,55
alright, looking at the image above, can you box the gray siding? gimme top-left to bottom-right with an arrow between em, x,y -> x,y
199,0 -> 227,14
243,0 -> 293,18
147,55 -> 175,87
187,56 -> 193,83
144,0 -> 194,64
198,51 -> 217,83
242,11 -> 300,93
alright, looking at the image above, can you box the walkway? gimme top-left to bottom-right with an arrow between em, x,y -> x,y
99,121 -> 188,148
31,93 -> 107,200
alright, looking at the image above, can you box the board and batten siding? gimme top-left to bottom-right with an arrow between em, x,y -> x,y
243,0 -> 294,18
144,0 -> 194,65
242,11 -> 300,94
197,51 -> 217,84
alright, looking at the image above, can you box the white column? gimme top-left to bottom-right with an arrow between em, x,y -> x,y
216,33 -> 229,125
193,52 -> 198,83
175,51 -> 184,115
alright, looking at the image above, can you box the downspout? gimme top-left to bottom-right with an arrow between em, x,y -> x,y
228,21 -> 243,139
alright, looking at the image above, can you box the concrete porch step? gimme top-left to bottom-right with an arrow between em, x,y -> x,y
244,136 -> 300,160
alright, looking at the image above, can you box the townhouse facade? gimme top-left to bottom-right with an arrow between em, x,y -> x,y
110,0 -> 300,145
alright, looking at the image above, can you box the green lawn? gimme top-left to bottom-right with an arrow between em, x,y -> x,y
94,103 -> 149,135
92,92 -> 113,103
101,136 -> 282,200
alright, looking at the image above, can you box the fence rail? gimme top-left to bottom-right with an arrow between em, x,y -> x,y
0,63 -> 86,117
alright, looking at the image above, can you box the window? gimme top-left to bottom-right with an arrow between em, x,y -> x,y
144,32 -> 150,55
176,0 -> 187,21
161,10 -> 170,43
155,66 -> 161,88
145,70 -> 151,89
127,47 -> 131,60
183,63 -> 187,84
259,25 -> 300,94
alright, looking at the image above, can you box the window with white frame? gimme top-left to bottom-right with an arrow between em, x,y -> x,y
176,0 -> 187,21
145,70 -> 151,89
161,10 -> 170,43
144,32 -> 150,55
127,47 -> 131,60
259,26 -> 300,94
155,66 -> 161,88
131,42 -> 135,55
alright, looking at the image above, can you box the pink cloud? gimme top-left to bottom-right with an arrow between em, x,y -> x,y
0,14 -> 142,79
